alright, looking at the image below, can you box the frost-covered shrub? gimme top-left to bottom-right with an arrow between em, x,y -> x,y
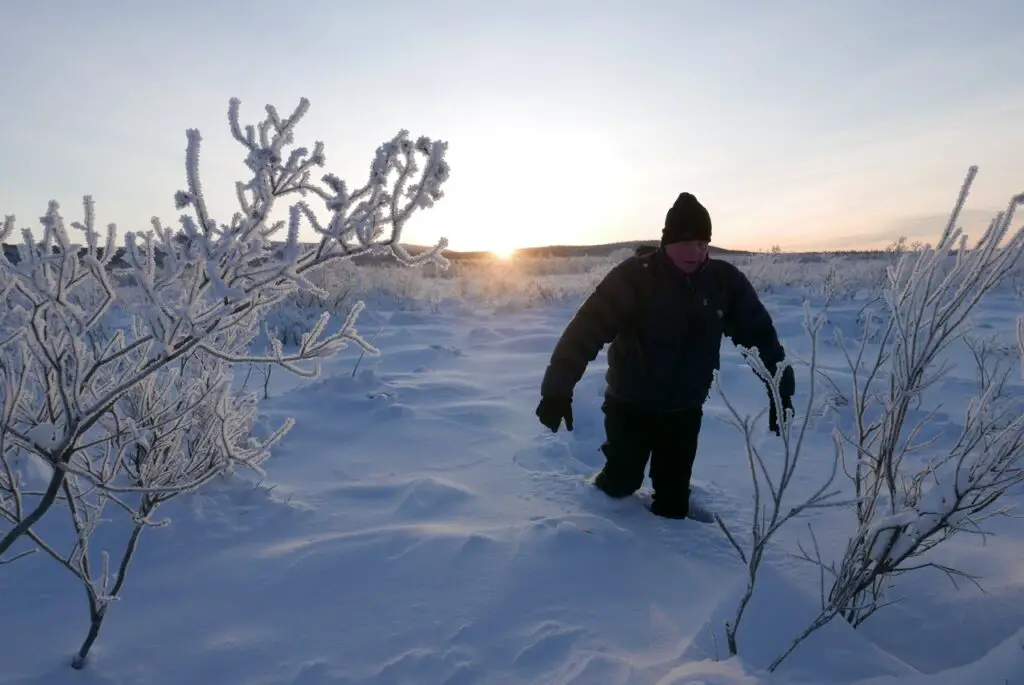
0,95 -> 450,667
713,166 -> 1024,672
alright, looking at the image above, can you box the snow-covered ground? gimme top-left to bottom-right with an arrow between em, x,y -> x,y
2,253 -> 1023,685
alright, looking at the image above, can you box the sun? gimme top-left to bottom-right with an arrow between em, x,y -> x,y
491,246 -> 517,260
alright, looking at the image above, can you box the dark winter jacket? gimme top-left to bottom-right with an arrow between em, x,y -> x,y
540,248 -> 794,411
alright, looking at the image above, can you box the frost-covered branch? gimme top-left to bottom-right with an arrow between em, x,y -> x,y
1017,315 -> 1024,378
21,347 -> 295,669
758,286 -> 1024,671
824,330 -> 1024,628
712,305 -> 848,663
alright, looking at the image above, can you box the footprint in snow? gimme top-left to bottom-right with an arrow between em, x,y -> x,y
429,343 -> 464,356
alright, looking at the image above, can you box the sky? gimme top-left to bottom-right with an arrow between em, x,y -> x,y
0,1 -> 1021,255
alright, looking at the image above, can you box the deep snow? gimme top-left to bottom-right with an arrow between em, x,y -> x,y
2,272 -> 1023,685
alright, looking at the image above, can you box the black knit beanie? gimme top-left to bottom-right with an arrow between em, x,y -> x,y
662,192 -> 712,245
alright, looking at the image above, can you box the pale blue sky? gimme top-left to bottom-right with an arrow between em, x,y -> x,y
1,1 -> 1021,253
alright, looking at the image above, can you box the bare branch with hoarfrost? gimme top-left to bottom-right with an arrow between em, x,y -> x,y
712,304 -> 849,664
17,348 -> 288,668
824,331 -> 1024,627
1017,315 -> 1024,378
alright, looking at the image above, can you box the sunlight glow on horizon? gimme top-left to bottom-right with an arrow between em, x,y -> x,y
491,246 -> 517,260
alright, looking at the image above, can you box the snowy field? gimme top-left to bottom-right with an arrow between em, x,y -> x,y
3,248 -> 1023,685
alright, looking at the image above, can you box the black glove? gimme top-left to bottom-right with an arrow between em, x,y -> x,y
535,395 -> 573,433
768,390 -> 793,436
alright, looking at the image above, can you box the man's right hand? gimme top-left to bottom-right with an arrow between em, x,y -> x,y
535,396 -> 574,433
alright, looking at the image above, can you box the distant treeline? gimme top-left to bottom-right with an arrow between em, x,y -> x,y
0,240 -> 905,269
2,243 -> 137,268
400,241 -> 753,261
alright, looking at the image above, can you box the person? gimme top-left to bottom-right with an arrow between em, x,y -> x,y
534,192 -> 795,520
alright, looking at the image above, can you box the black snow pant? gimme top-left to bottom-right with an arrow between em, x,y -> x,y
593,395 -> 702,519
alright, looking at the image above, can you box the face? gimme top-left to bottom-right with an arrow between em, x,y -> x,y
665,240 -> 709,273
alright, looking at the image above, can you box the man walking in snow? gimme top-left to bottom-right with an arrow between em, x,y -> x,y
535,192 -> 795,520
